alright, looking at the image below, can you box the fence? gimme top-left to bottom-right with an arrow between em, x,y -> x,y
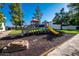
52,24 -> 77,30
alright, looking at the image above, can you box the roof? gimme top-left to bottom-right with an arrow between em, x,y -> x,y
31,19 -> 40,22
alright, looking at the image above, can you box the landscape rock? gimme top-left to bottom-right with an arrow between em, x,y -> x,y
2,40 -> 29,53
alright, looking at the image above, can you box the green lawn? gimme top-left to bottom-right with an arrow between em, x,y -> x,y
60,29 -> 79,34
9,30 -> 22,35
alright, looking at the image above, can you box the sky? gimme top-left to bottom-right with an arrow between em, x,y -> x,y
1,3 -> 69,26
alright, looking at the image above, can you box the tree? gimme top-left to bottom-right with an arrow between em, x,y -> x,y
59,8 -> 65,30
53,8 -> 65,30
53,8 -> 72,29
68,3 -> 79,26
33,6 -> 42,24
53,13 -> 61,24
0,4 -> 5,29
53,8 -> 73,30
9,3 -> 24,34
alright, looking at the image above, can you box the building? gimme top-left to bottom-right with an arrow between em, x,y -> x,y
42,20 -> 49,25
0,17 -> 6,32
0,22 -> 5,32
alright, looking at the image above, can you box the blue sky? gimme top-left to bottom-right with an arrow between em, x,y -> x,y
1,3 -> 69,26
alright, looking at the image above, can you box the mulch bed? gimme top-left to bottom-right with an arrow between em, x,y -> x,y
0,33 -> 75,56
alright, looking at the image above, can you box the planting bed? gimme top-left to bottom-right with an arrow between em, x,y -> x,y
0,33 -> 75,56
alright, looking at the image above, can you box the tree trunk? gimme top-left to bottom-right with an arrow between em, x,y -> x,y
61,20 -> 63,30
15,25 -> 18,30
19,22 -> 24,36
61,24 -> 63,30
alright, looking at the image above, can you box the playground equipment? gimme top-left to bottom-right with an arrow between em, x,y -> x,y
24,23 -> 59,35
47,24 -> 59,35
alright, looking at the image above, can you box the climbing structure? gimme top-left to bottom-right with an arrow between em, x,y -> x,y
24,23 -> 59,35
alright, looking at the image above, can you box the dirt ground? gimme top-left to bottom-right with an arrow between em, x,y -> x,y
0,33 -> 75,56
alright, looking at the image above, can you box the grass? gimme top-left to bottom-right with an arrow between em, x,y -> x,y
9,29 -> 79,35
60,29 -> 79,34
9,30 -> 22,35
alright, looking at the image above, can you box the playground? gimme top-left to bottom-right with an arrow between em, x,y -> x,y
0,22 -> 76,56
0,3 -> 79,56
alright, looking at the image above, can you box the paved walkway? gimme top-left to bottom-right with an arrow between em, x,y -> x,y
47,34 -> 79,56
0,31 -> 11,39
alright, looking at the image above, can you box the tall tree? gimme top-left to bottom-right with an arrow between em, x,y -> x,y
53,13 -> 61,24
33,6 -> 42,24
59,8 -> 65,30
9,3 -> 24,34
53,8 -> 71,29
53,8 -> 65,30
68,3 -> 79,26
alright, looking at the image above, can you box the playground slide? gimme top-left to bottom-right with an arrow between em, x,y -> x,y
47,25 -> 59,35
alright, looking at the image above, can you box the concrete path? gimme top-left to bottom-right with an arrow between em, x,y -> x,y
0,31 -> 11,39
47,34 -> 79,56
